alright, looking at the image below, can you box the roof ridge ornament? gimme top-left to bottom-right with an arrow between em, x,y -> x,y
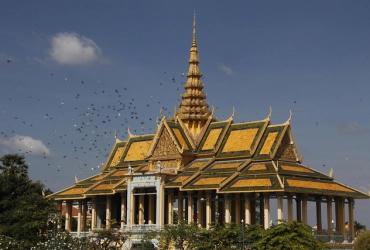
127,126 -> 134,138
284,110 -> 293,125
227,106 -> 235,121
267,106 -> 272,120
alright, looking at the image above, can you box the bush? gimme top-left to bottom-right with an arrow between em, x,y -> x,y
354,230 -> 370,250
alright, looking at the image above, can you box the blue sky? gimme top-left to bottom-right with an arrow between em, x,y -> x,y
1,1 -> 370,228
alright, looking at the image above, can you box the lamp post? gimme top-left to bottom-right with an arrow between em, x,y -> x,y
241,219 -> 245,250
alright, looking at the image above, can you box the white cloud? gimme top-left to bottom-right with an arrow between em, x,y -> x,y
49,32 -> 108,65
0,135 -> 52,157
218,63 -> 237,76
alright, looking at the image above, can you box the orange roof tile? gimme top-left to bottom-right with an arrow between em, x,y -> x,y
286,180 -> 354,192
222,128 -> 259,152
124,141 -> 152,161
231,179 -> 272,188
260,132 -> 278,154
202,128 -> 223,150
193,177 -> 227,185
281,165 -> 313,173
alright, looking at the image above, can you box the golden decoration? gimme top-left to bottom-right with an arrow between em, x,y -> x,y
211,162 -> 241,170
172,128 -> 189,150
124,141 -> 152,161
222,128 -> 259,153
193,177 -> 227,185
93,183 -> 115,191
260,132 -> 278,155
60,188 -> 88,195
286,180 -> 354,192
202,128 -> 223,150
111,147 -> 125,166
249,164 -> 266,171
152,128 -> 179,157
281,165 -> 313,173
231,179 -> 272,188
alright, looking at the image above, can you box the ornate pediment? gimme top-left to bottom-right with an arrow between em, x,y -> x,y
152,127 -> 181,158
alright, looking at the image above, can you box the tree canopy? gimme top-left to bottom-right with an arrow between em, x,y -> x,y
0,154 -> 57,247
252,220 -> 329,250
354,230 -> 370,250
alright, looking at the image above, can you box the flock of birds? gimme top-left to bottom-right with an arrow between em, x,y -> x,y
1,58 -> 195,185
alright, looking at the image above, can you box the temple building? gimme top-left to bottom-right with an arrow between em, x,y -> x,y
50,14 -> 369,248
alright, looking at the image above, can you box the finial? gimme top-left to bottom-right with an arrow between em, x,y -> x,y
127,126 -> 134,138
285,110 -> 292,124
192,10 -> 196,46
267,106 -> 272,120
114,130 -> 117,139
229,106 -> 235,120
329,168 -> 333,178
75,175 -> 78,183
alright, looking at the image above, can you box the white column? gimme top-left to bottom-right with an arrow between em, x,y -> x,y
264,195 -> 270,229
205,191 -> 212,228
92,199 -> 97,230
139,195 -> 144,225
187,192 -> 193,224
106,195 -> 112,228
168,191 -> 174,224
277,194 -> 283,224
120,193 -> 126,230
77,201 -> 82,236
225,195 -> 231,223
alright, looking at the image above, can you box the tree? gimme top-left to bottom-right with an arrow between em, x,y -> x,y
354,230 -> 370,250
354,220 -> 366,236
158,220 -> 201,250
0,154 -> 58,248
252,220 -> 329,250
196,222 -> 240,250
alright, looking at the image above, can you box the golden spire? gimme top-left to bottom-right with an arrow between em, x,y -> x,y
178,11 -> 211,124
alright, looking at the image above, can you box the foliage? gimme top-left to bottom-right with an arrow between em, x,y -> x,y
87,226 -> 127,250
354,230 -> 370,250
252,220 -> 329,250
158,220 -> 201,250
1,227 -> 127,250
354,220 -> 366,236
140,230 -> 158,250
196,222 -> 240,250
0,154 -> 58,247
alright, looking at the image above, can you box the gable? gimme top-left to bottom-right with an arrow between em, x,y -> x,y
274,128 -> 300,162
152,127 -> 181,157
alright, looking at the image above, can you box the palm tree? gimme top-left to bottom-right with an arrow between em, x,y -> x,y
354,220 -> 366,236
0,154 -> 28,177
